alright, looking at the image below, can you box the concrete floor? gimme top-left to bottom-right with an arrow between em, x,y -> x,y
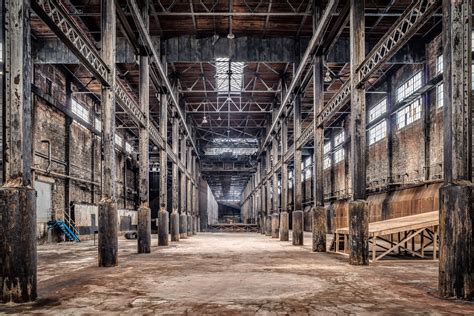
1,232 -> 474,315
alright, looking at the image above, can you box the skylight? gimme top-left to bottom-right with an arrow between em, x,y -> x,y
215,57 -> 244,95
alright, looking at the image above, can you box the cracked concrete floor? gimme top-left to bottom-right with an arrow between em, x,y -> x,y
1,232 -> 474,315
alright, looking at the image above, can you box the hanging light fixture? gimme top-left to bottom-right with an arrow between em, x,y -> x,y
324,70 -> 332,83
202,103 -> 208,124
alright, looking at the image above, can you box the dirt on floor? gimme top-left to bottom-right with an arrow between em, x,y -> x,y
1,232 -> 474,315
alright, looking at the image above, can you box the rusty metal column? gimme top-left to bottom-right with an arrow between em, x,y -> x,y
271,138 -> 279,238
439,0 -> 473,300
265,151 -> 272,236
293,95 -> 304,246
98,0 -> 118,267
348,0 -> 368,265
186,147 -> 193,236
192,156 -> 198,234
280,118 -> 289,241
158,93 -> 170,246
172,119 -> 185,239
0,0 -> 37,303
259,162 -> 265,234
137,0 -> 151,254
312,56 -> 326,252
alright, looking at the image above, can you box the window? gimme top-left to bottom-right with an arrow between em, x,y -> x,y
288,170 -> 293,189
115,134 -> 123,148
334,131 -> 345,147
304,156 -> 312,180
94,117 -> 102,132
369,98 -> 386,123
324,156 -> 331,170
71,99 -> 90,123
125,142 -> 133,154
396,72 -> 422,103
334,148 -> 344,164
436,83 -> 444,108
215,57 -> 244,95
369,120 -> 387,145
436,55 -> 443,75
323,142 -> 331,170
397,98 -> 422,129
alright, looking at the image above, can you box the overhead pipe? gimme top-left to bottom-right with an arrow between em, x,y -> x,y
257,0 -> 338,157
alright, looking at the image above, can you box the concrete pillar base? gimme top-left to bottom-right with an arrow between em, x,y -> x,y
280,211 -> 289,241
179,213 -> 188,239
265,215 -> 272,236
158,208 -> 169,246
98,199 -> 118,267
170,210 -> 180,242
192,216 -> 197,235
271,213 -> 280,238
439,183 -> 474,300
292,210 -> 304,246
137,207 -> 151,253
348,200 -> 369,265
187,215 -> 192,236
312,206 -> 326,252
0,187 -> 37,303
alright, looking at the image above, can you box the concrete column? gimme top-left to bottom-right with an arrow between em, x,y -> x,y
312,55 -> 326,252
158,92 -> 169,246
0,0 -> 37,303
137,2 -> 151,253
98,0 -> 118,267
193,157 -> 198,235
439,0 -> 474,300
349,0 -> 368,265
280,117 -> 289,241
293,93 -> 304,246
180,133 -> 187,237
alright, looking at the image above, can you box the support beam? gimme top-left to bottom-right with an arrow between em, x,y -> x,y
312,55 -> 326,252
0,0 -> 37,303
280,118 -> 289,241
137,1 -> 151,254
271,138 -> 279,238
438,0 -> 474,300
293,94 -> 304,246
348,0 -> 369,266
98,0 -> 118,268
159,93 -> 170,246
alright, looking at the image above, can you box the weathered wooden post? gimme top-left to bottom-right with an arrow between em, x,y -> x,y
137,0 -> 151,254
439,0 -> 474,300
348,0 -> 369,265
312,55 -> 326,252
158,93 -> 170,246
98,0 -> 118,267
280,117 -> 289,241
0,0 -> 37,303
293,95 -> 304,246
271,138 -> 279,238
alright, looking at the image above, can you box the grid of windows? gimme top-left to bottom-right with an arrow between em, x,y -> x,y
125,142 -> 133,154
437,83 -> 444,108
71,99 -> 90,123
334,131 -> 344,147
115,134 -> 123,148
95,117 -> 102,132
323,142 -> 331,170
334,148 -> 344,164
369,98 -> 386,123
396,72 -> 422,103
304,156 -> 312,180
215,57 -> 244,95
368,120 -> 387,145
397,97 -> 422,129
436,55 -> 443,75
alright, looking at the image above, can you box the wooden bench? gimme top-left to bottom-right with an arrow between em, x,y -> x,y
332,211 -> 439,261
